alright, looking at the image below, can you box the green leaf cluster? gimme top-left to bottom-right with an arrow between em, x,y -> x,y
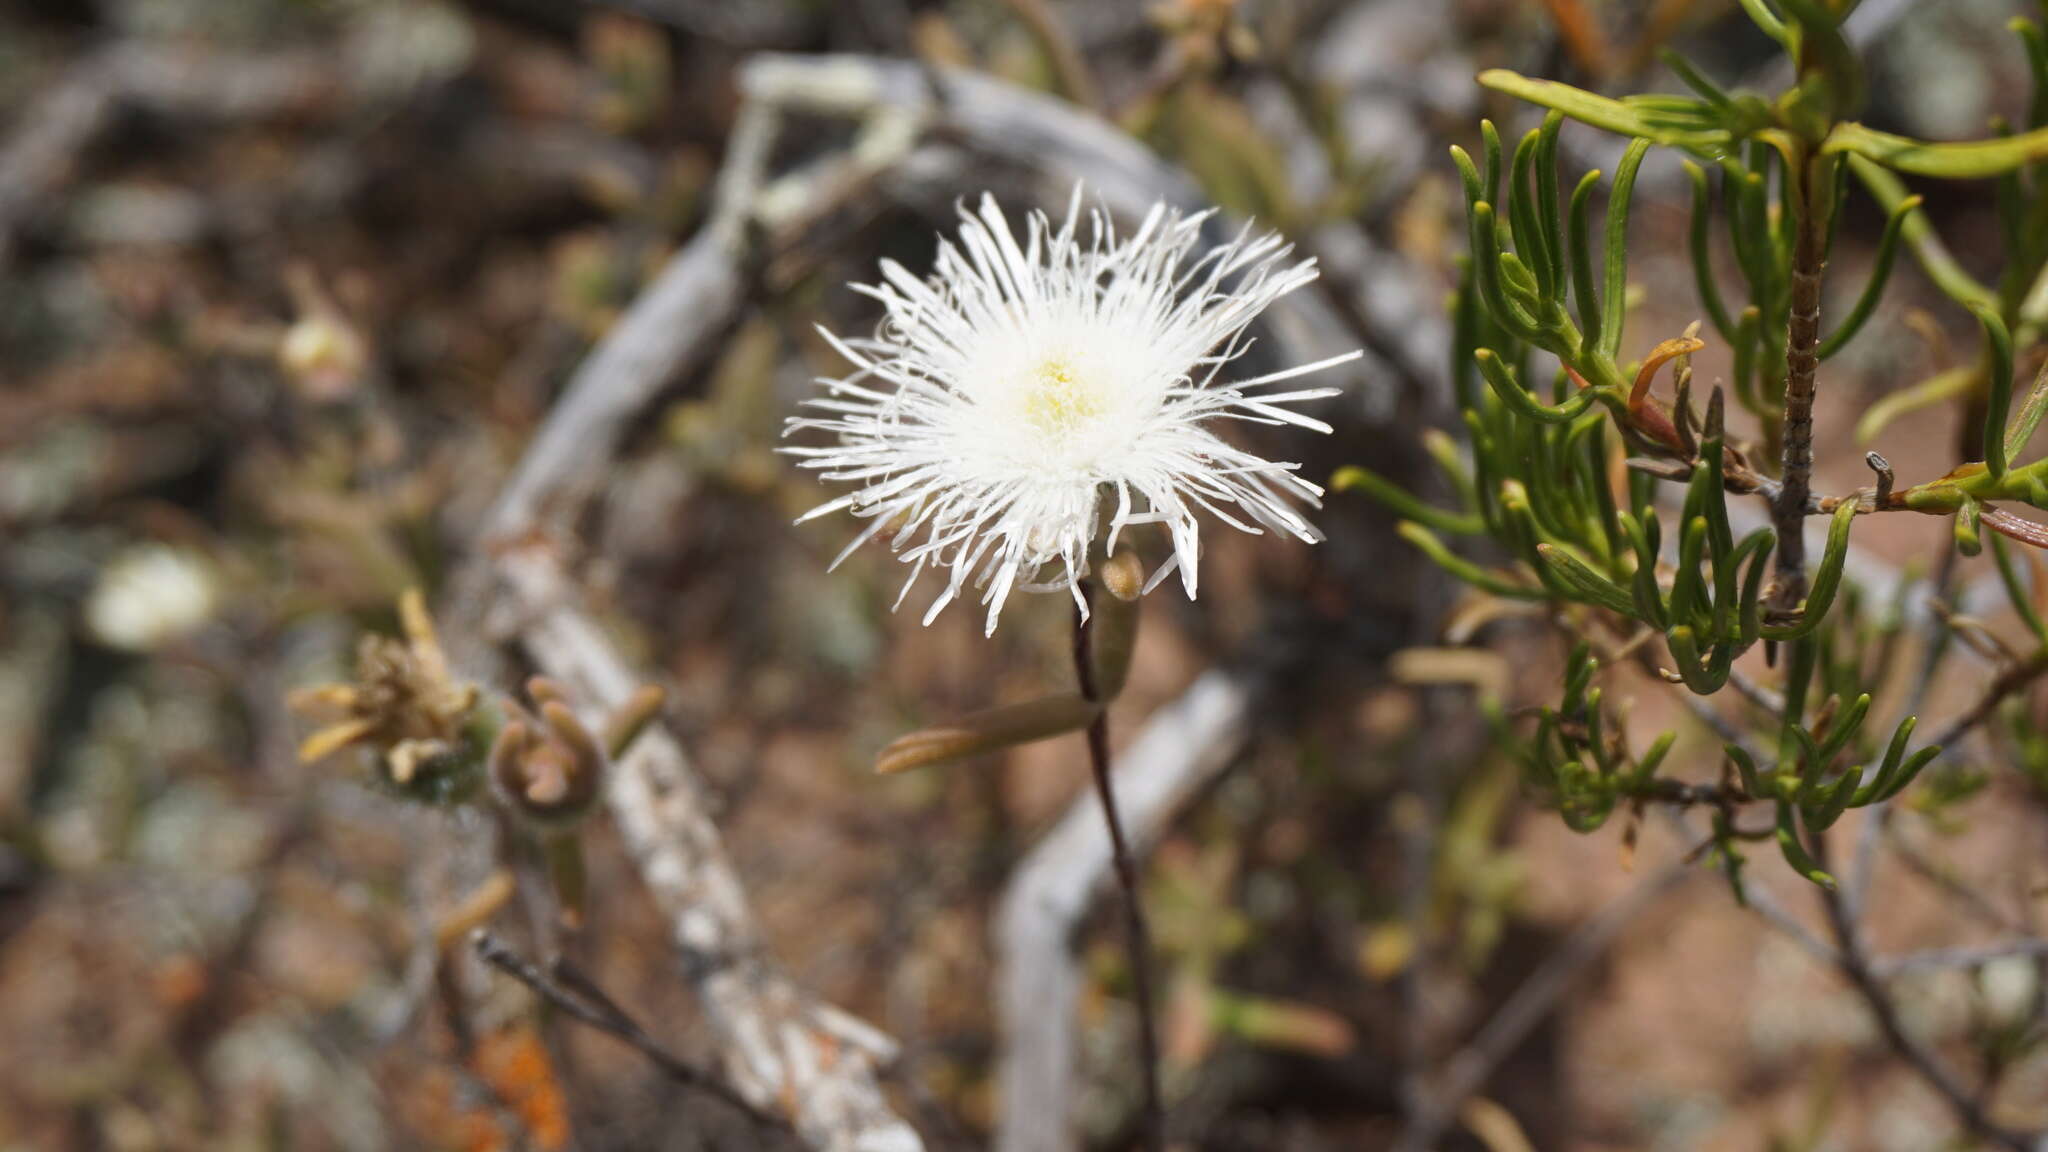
1349,0 -> 2048,893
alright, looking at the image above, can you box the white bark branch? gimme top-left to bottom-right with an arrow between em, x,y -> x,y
497,549 -> 920,1152
471,69 -> 928,1152
482,96 -> 777,541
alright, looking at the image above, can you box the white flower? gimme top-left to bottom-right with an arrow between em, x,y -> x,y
786,188 -> 1359,635
85,543 -> 218,651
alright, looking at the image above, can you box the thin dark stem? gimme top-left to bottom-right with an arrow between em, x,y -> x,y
1922,649 -> 2048,751
1637,778 -> 1754,807
1888,826 -> 2024,936
1904,544 -> 1963,722
1074,585 -> 1165,1152
1873,938 -> 2048,978
1774,149 -> 1831,607
472,929 -> 786,1130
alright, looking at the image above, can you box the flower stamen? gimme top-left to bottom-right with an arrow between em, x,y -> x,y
1021,359 -> 1104,440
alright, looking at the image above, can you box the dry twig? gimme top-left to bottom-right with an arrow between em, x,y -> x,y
471,929 -> 782,1124
496,547 -> 920,1151
1818,834 -> 2041,1152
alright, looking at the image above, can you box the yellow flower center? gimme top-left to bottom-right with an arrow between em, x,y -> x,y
1020,359 -> 1103,439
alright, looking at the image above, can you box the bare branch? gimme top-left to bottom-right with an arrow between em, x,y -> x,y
480,97 -> 778,543
461,66 -> 935,1150
1872,938 -> 2048,979
1920,650 -> 2048,752
471,929 -> 782,1125
1819,835 -> 2041,1152
496,547 -> 919,1150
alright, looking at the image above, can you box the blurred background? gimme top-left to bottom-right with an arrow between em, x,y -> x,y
2,0 -> 2045,1149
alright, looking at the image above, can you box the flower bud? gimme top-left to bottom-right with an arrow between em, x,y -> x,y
1101,549 -> 1146,603
489,701 -> 605,828
1089,550 -> 1144,699
279,311 -> 367,403
278,266 -> 366,403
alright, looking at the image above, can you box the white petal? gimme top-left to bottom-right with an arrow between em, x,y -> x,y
786,184 -> 1358,632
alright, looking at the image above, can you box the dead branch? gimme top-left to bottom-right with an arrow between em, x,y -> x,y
496,546 -> 921,1152
463,64 -> 929,1151
480,97 -> 775,542
1818,834 -> 2042,1152
471,928 -> 783,1126
1872,938 -> 2048,978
